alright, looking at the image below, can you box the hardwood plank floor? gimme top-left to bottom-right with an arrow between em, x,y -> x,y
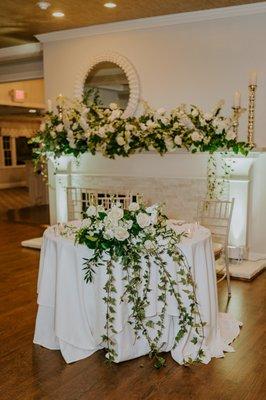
0,221 -> 265,400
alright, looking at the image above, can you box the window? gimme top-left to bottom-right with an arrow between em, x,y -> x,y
3,136 -> 12,166
15,136 -> 32,165
1,135 -> 32,167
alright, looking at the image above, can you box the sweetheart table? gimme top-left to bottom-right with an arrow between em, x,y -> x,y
34,221 -> 241,364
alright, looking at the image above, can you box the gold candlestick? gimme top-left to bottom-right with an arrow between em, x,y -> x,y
247,84 -> 257,147
231,106 -> 241,140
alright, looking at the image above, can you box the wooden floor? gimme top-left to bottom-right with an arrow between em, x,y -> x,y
0,187 -> 49,225
0,221 -> 265,400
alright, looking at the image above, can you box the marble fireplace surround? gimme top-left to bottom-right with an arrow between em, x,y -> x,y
47,150 -> 266,261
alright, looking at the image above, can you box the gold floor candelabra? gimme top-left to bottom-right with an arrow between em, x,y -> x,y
247,84 -> 257,147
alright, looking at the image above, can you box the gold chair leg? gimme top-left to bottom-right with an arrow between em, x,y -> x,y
225,250 -> 231,297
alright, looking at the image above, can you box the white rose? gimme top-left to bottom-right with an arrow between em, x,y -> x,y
125,220 -> 133,229
146,205 -> 157,214
226,129 -> 236,140
215,119 -> 228,133
109,109 -> 122,122
109,205 -> 124,221
174,135 -> 182,146
157,107 -> 166,115
191,108 -> 199,117
140,123 -> 147,131
160,117 -> 169,125
79,117 -> 88,131
204,113 -> 212,121
125,123 -> 134,131
86,205 -> 97,217
191,131 -> 203,142
165,138 -> 174,151
173,122 -> 180,130
68,139 -> 76,149
128,202 -> 140,212
116,136 -> 126,146
146,120 -> 157,129
109,103 -> 118,110
136,212 -> 151,228
40,122 -> 46,132
144,240 -> 154,250
125,130 -> 131,140
114,226 -> 129,241
98,127 -> 106,137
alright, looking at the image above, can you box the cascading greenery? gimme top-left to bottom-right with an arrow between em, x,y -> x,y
73,202 -> 206,368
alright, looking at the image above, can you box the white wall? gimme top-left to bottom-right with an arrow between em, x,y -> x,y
42,11 -> 266,146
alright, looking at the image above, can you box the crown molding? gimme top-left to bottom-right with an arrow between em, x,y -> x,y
36,2 -> 266,44
0,43 -> 42,63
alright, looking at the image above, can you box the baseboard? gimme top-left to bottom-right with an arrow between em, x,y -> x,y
0,181 -> 27,189
247,252 -> 266,261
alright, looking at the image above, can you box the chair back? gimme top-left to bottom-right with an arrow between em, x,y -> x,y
66,187 -> 143,221
197,198 -> 234,246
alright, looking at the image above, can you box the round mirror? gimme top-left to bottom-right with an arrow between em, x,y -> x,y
84,61 -> 130,110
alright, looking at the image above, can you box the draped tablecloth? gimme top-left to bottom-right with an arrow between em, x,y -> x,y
33,222 -> 241,364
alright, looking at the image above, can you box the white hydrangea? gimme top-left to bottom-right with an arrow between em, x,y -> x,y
86,205 -> 97,217
144,240 -> 154,250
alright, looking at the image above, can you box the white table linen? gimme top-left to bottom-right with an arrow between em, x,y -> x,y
34,222 -> 241,364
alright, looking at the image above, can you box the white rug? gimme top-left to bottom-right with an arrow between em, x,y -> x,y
21,237 -> 43,250
216,258 -> 266,280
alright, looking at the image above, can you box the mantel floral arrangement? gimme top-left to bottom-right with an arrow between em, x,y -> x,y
70,202 -> 206,368
30,89 -> 251,175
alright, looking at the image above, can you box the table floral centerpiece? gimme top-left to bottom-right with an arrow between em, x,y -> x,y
73,201 -> 206,368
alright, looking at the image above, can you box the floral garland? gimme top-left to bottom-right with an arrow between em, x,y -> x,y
29,90 -> 251,176
73,202 -> 206,368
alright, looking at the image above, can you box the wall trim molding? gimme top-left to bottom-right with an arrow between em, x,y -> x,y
0,43 -> 42,63
0,181 -> 27,189
36,2 -> 266,44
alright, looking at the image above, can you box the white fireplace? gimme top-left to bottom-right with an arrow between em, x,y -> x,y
47,150 -> 266,262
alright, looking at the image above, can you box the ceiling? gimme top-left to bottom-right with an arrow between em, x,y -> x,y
0,0 -> 263,48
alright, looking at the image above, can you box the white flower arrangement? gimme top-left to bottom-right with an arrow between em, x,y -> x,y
74,201 -> 206,368
30,90 -> 251,176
